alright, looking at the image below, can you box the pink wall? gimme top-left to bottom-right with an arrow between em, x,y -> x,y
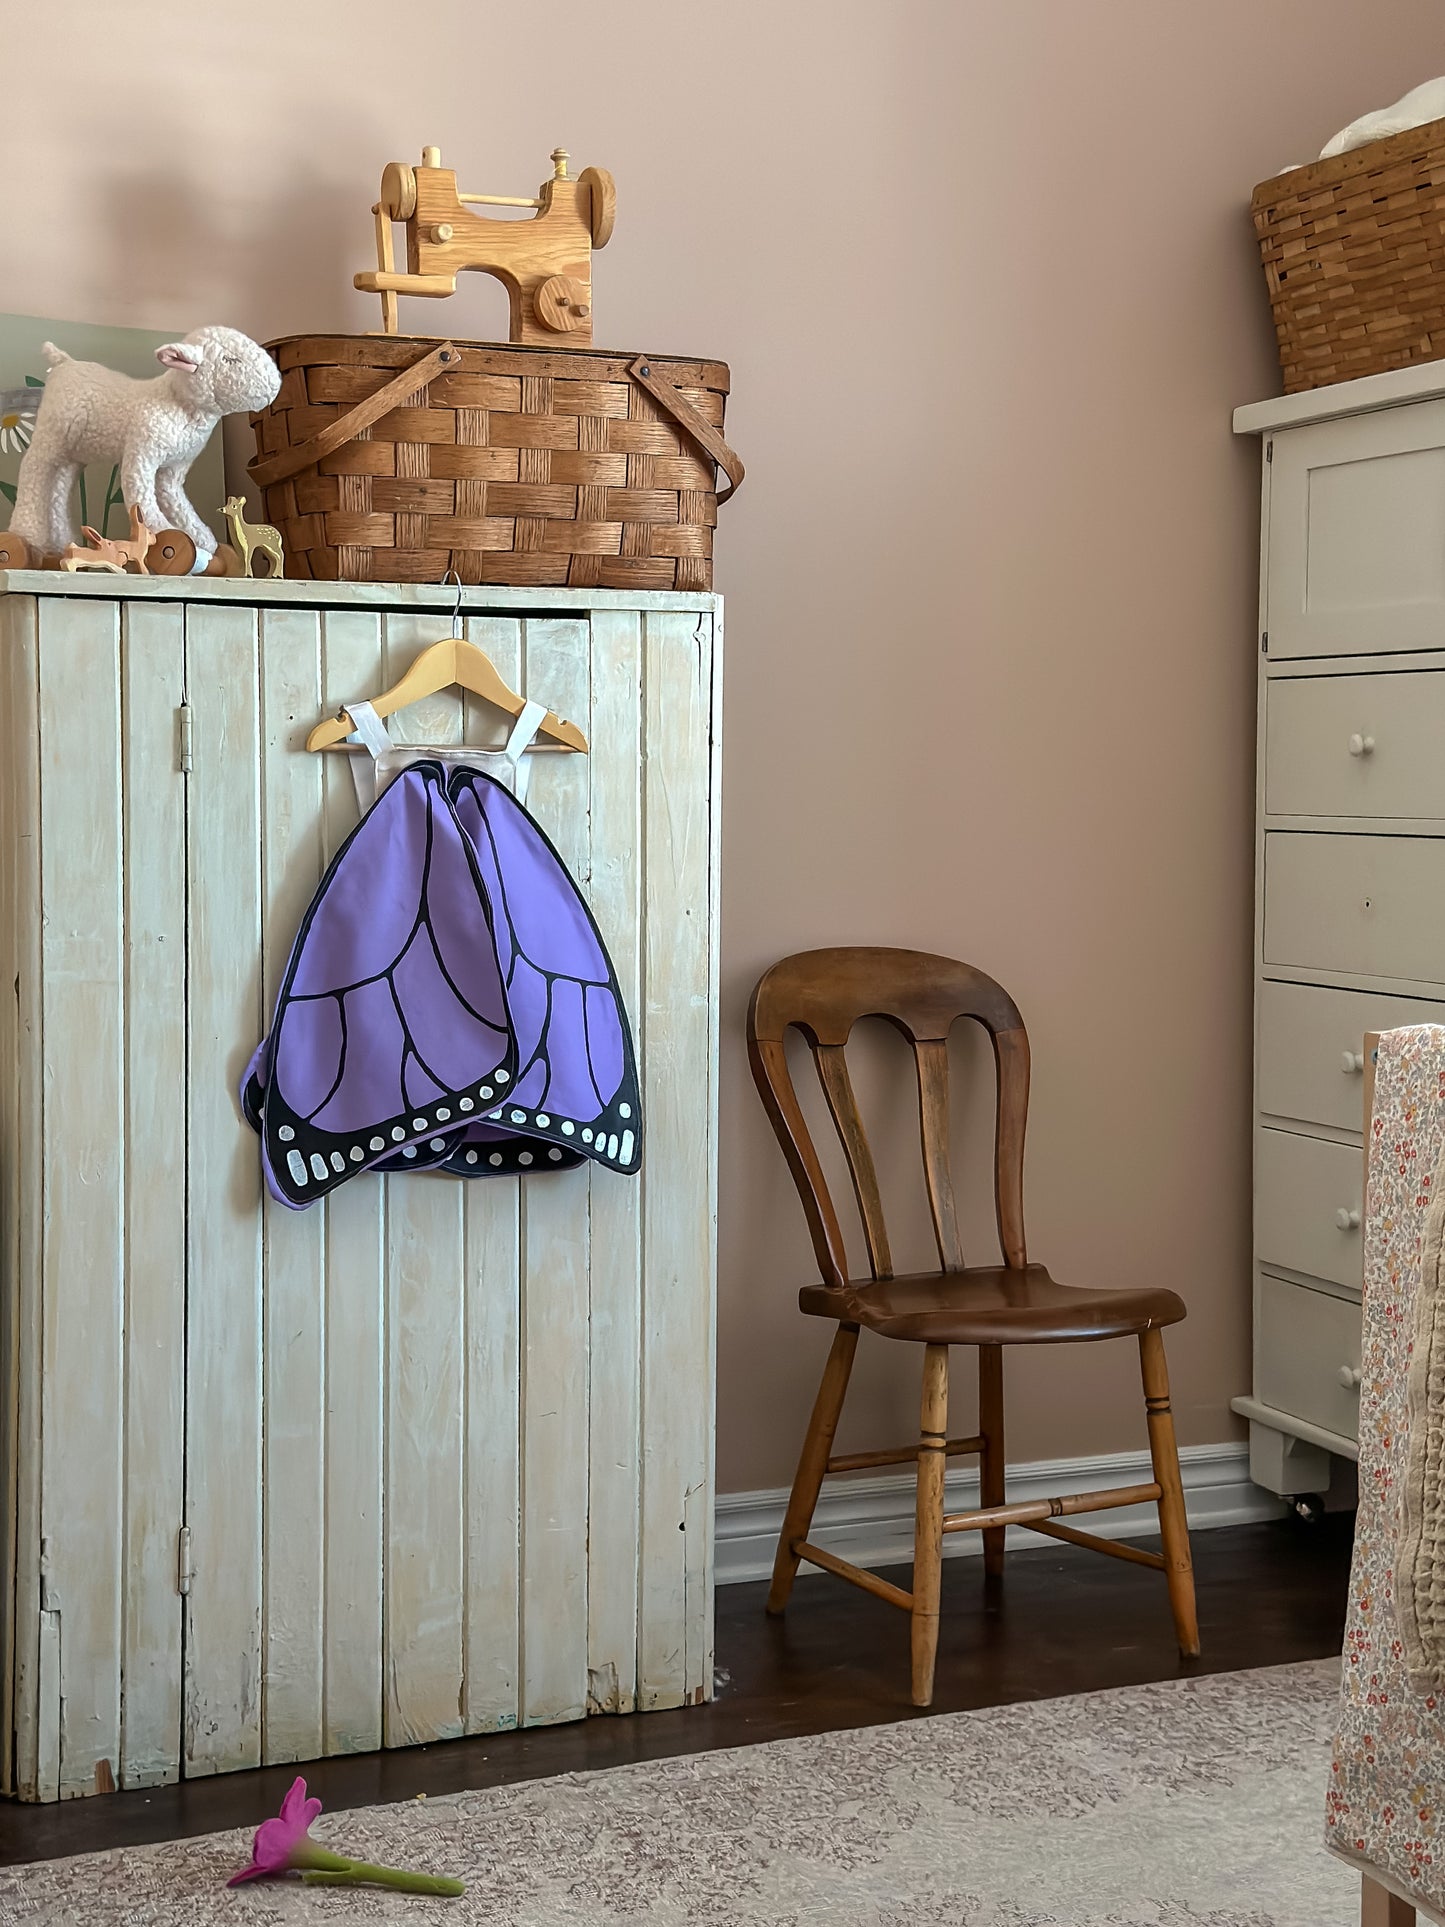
9,0 -> 1445,1491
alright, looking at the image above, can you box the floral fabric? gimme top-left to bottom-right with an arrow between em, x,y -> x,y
1328,1024 -> 1445,1918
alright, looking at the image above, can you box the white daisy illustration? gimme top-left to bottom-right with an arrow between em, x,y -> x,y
0,408 -> 35,454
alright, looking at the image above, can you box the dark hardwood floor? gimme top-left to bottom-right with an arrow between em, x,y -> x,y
0,1515 -> 1354,1868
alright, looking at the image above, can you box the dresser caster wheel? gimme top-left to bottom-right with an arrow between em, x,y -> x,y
1287,1493 -> 1325,1525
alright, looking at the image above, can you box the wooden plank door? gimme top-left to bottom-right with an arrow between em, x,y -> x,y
638,610 -> 717,1709
183,601 -> 265,1777
176,593 -> 719,1777
12,595 -> 188,1799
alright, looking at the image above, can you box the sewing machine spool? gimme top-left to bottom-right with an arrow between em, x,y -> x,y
355,144 -> 616,345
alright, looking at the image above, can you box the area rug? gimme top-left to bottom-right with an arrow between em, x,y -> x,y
0,1660 -> 1353,1926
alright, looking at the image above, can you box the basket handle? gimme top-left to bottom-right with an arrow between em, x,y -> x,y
248,341 -> 461,490
628,357 -> 744,504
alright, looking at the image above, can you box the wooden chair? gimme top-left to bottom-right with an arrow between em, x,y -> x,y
747,946 -> 1200,1706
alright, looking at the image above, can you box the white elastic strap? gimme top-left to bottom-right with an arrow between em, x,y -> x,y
346,699 -> 393,813
506,699 -> 549,805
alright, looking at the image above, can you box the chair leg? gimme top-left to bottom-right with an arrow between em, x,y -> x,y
1361,1873 -> 1415,1925
911,1342 -> 950,1707
767,1323 -> 859,1615
1139,1326 -> 1200,1659
978,1344 -> 1005,1578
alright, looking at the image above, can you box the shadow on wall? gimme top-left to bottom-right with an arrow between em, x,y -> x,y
81,96 -> 381,337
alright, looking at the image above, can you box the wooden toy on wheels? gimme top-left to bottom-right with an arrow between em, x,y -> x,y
0,526 -> 242,575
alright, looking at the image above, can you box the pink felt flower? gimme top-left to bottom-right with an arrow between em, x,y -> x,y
227,1775 -> 464,1897
229,1777 -> 331,1884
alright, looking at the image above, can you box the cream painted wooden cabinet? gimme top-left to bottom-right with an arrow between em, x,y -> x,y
1235,365 -> 1445,1505
0,574 -> 720,1801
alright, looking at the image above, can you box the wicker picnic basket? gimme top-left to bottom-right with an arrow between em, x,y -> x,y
1253,117 -> 1445,393
247,334 -> 741,587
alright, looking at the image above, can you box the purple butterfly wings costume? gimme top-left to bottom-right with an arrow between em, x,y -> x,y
243,760 -> 641,1210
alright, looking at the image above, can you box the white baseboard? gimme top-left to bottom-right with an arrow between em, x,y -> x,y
715,1442 -> 1278,1587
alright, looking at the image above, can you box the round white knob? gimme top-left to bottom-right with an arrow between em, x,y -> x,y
1348,733 -> 1376,757
1335,1206 -> 1361,1231
1338,1365 -> 1363,1390
1341,1050 -> 1365,1074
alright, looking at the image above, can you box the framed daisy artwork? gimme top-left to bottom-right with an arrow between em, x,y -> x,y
0,312 -> 224,544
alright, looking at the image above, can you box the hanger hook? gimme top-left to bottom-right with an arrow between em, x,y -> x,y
442,567 -> 463,638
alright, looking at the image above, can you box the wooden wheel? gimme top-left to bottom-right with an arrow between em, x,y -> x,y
380,160 -> 417,221
535,275 -> 591,333
0,529 -> 33,569
579,166 -> 616,247
149,529 -> 197,575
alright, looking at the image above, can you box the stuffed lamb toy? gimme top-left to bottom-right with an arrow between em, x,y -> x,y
9,325 -> 280,564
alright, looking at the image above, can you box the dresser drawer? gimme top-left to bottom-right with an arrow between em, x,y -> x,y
1256,1126 -> 1363,1290
1266,671 -> 1445,819
1264,832 -> 1445,984
1257,1274 -> 1362,1443
1258,981 -> 1445,1130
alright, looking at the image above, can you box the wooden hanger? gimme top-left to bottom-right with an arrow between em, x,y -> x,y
306,578 -> 588,753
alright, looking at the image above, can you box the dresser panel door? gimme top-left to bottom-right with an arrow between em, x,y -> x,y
1267,404 -> 1445,659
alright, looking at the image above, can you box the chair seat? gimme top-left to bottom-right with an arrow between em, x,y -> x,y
798,1263 -> 1186,1346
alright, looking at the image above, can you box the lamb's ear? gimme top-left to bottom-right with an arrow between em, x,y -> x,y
156,341 -> 203,371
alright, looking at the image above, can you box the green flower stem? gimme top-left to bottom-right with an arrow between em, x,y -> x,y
294,1846 -> 354,1873
301,1864 -> 466,1897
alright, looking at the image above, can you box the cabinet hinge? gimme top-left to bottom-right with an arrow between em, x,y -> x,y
1261,632 -> 1269,654
38,1535 -> 55,1613
177,703 -> 193,775
1266,439 -> 1273,463
177,1525 -> 193,1597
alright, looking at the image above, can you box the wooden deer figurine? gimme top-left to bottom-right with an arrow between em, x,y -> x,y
223,495 -> 285,578
60,504 -> 154,574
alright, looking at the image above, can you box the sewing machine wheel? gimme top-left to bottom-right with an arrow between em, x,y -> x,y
0,530 -> 33,569
579,166 -> 616,247
536,275 -> 592,334
149,530 -> 197,575
380,160 -> 418,222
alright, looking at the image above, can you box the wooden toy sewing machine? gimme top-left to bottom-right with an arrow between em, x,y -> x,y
355,144 -> 616,345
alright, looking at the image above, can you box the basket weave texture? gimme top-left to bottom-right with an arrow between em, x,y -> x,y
1253,116 -> 1445,393
249,335 -> 733,587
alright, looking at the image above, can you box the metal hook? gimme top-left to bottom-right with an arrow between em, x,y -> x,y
442,567 -> 463,638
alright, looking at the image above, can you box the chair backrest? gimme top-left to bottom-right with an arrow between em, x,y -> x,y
747,946 -> 1030,1288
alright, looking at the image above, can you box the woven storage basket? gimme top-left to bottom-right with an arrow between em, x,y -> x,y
1253,116 -> 1445,393
248,335 -> 740,587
